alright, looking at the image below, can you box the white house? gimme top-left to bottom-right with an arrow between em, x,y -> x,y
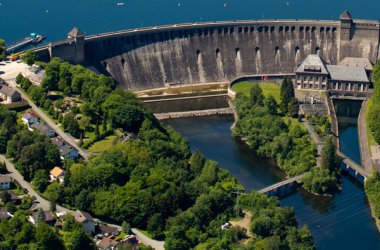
74,210 -> 96,233
21,112 -> 38,125
49,167 -> 65,183
0,175 -> 11,190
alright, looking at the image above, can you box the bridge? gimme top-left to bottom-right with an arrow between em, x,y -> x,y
258,173 -> 306,197
337,151 -> 369,183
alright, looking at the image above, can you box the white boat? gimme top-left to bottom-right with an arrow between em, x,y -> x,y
117,2 -> 125,6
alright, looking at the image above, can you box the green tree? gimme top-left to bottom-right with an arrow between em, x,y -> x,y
0,39 -> 6,59
35,223 -> 64,250
264,95 -> 278,115
280,77 -> 295,113
189,150 -> 206,175
287,97 -> 299,117
250,83 -> 264,106
147,213 -> 164,239
321,136 -> 339,172
16,73 -> 24,86
122,221 -> 131,234
32,169 -> 49,193
63,228 -> 94,250
21,50 -> 36,66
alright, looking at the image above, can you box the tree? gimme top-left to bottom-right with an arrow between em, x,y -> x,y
63,114 -> 81,138
368,105 -> 380,144
63,228 -> 94,250
287,97 -> 299,117
35,223 -> 64,250
21,50 -> 36,66
16,73 -> 24,86
250,83 -> 264,106
264,95 -> 278,115
147,213 -> 164,239
122,221 -> 131,234
20,77 -> 32,91
189,150 -> 206,175
0,39 -> 6,60
280,77 -> 295,113
321,136 -> 339,172
32,169 -> 49,193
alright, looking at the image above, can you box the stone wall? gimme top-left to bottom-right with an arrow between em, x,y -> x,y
142,95 -> 229,113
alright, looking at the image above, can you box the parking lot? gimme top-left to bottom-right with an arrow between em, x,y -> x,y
0,60 -> 44,85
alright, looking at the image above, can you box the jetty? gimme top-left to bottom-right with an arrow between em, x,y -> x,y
6,33 -> 45,54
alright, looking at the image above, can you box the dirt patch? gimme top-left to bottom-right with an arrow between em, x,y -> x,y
229,210 -> 253,238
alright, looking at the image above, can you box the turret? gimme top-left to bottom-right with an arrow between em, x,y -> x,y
340,10 -> 353,41
66,27 -> 85,64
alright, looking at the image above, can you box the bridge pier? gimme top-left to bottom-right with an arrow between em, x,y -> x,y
340,161 -> 367,184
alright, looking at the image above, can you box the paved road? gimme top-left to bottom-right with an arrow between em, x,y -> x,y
132,229 -> 165,250
21,92 -> 90,160
4,83 -> 90,160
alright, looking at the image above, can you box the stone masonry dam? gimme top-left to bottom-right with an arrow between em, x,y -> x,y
35,12 -> 380,91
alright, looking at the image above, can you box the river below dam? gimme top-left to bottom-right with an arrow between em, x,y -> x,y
164,114 -> 380,250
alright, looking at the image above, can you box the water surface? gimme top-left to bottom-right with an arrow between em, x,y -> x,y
1,0 -> 380,43
164,115 -> 284,190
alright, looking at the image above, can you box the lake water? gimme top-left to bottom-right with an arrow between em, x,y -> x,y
1,0 -> 380,43
165,114 -> 380,250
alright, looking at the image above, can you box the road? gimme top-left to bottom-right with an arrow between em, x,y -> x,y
20,92 -> 90,160
303,119 -> 323,167
0,61 -> 90,160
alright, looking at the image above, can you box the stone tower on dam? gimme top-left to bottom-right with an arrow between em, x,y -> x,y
36,11 -> 380,91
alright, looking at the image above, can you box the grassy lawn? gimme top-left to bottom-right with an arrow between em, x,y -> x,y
114,232 -> 126,241
283,116 -> 304,129
232,81 -> 281,102
88,135 -> 118,153
137,229 -> 153,239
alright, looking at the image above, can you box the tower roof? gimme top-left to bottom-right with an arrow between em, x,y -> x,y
340,10 -> 352,20
68,27 -> 84,38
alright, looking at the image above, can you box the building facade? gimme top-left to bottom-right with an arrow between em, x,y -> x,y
295,54 -> 370,98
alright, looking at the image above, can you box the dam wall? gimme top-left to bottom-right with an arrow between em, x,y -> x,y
35,13 -> 380,91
